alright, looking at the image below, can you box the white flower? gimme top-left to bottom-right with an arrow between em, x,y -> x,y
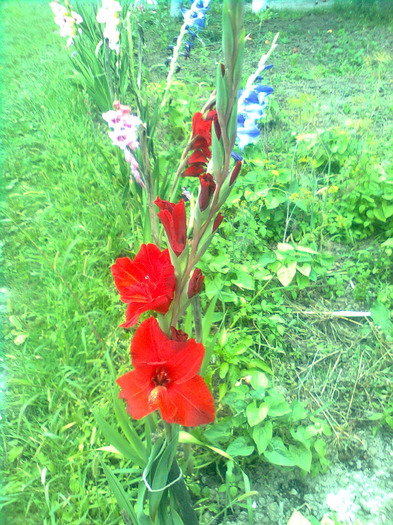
50,1 -> 83,47
96,0 -> 121,24
96,0 -> 121,54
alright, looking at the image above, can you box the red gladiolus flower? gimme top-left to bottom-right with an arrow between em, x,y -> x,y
199,173 -> 216,212
117,317 -> 215,427
188,268 -> 205,298
155,197 -> 187,256
111,244 -> 176,328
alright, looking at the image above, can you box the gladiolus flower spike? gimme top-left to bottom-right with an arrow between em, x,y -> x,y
102,103 -> 145,188
111,244 -> 176,328
165,1 -> 212,73
117,317 -> 215,427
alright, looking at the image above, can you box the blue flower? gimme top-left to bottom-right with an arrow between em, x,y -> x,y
183,0 -> 211,33
236,67 -> 274,150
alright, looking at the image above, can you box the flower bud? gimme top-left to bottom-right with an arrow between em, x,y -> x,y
199,173 -> 216,212
229,160 -> 242,186
212,212 -> 224,232
170,326 -> 189,341
155,197 -> 187,256
188,268 -> 205,299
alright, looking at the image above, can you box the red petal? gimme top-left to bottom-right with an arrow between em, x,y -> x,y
183,164 -> 206,177
165,376 -> 215,426
117,368 -> 154,420
165,338 -> 204,383
131,317 -> 174,367
188,151 -> 209,164
192,112 -> 212,144
191,138 -> 211,157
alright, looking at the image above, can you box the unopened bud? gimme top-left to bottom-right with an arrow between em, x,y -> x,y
187,268 -> 205,298
199,173 -> 216,212
170,326 -> 189,341
229,160 -> 242,186
212,212 -> 224,232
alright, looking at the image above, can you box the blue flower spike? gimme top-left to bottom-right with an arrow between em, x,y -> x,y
236,33 -> 279,150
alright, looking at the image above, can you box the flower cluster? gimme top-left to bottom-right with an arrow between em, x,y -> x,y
112,240 -> 213,427
96,0 -> 122,53
50,1 -> 83,48
237,66 -> 274,150
102,101 -> 144,187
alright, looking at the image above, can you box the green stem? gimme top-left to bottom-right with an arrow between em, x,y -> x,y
191,296 -> 203,343
161,422 -> 199,524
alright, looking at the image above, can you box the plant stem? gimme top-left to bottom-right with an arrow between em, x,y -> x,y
139,124 -> 160,246
191,295 -> 203,343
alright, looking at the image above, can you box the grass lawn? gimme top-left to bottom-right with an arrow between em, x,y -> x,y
1,1 -> 392,524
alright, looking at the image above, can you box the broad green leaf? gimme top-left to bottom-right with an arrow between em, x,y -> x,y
226,437 -> 254,457
246,402 -> 269,427
264,391 -> 291,418
289,401 -> 308,422
248,370 -> 269,390
296,272 -> 310,290
264,438 -> 311,472
277,262 -> 297,287
276,243 -> 295,252
263,437 -> 297,467
295,245 -> 318,254
297,264 -> 311,277
252,421 -> 272,454
371,301 -> 393,337
231,271 -> 255,291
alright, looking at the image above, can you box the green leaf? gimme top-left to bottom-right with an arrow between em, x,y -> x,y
296,272 -> 310,290
289,401 -> 308,422
276,243 -> 295,252
264,391 -> 291,418
371,301 -> 393,337
94,412 -> 145,466
252,421 -> 272,454
297,264 -> 311,277
102,463 -> 138,525
179,431 -> 233,460
219,362 -> 229,379
248,370 -> 269,391
277,262 -> 297,287
113,391 -> 148,465
264,437 -> 311,471
226,437 -> 254,457
231,271 -> 255,291
246,402 -> 269,427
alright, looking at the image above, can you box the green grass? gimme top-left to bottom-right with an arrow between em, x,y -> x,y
0,2 -> 140,523
1,1 -> 393,524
